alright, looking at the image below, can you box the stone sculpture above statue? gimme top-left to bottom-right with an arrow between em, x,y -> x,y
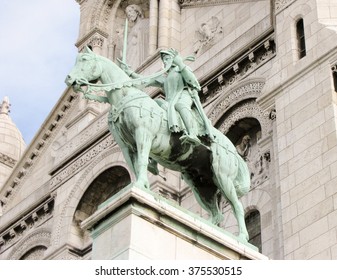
124,4 -> 149,70
65,46 -> 251,242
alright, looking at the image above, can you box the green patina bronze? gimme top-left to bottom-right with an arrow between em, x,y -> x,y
65,46 -> 251,242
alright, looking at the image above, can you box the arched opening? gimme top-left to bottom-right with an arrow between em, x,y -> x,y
225,117 -> 269,187
72,166 -> 131,246
20,245 -> 47,260
245,209 -> 262,252
226,117 -> 261,146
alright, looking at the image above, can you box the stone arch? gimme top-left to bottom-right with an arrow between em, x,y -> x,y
8,228 -> 51,260
206,78 -> 266,125
89,0 -> 122,31
217,99 -> 270,139
52,147 -> 134,247
71,165 -> 131,245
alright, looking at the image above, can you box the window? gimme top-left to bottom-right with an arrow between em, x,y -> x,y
296,18 -> 306,59
332,65 -> 337,92
245,209 -> 262,252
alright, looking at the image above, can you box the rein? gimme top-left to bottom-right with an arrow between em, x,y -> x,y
75,57 -> 172,95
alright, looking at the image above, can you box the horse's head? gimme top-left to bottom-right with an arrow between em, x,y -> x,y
65,46 -> 102,88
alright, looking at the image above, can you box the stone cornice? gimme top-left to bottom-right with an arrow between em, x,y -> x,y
180,0 -> 256,8
201,34 -> 275,105
0,195 -> 54,253
0,88 -> 78,213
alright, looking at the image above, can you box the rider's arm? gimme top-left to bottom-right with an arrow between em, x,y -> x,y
173,55 -> 201,91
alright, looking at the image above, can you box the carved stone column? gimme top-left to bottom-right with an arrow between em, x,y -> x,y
89,34 -> 105,55
149,0 -> 159,54
158,0 -> 170,49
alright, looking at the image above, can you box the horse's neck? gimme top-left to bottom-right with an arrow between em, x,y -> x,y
99,58 -> 131,104
100,59 -> 129,83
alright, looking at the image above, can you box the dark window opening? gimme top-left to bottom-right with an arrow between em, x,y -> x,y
245,209 -> 262,252
333,70 -> 337,92
296,18 -> 306,59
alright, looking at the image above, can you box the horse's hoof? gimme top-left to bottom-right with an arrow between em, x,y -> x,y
133,180 -> 150,190
211,214 -> 224,225
238,233 -> 249,242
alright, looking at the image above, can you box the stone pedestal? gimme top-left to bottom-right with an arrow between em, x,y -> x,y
81,186 -> 268,260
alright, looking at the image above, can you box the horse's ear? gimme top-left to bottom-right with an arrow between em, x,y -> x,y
84,45 -> 93,53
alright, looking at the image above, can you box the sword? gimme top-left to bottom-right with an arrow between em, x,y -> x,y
122,18 -> 128,64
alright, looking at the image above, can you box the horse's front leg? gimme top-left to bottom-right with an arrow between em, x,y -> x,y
133,128 -> 153,189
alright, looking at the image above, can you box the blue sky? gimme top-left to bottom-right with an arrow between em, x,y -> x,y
0,0 -> 80,145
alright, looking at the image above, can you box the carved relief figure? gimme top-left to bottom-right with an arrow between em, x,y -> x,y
125,4 -> 149,69
194,16 -> 223,55
236,135 -> 251,161
235,134 -> 270,187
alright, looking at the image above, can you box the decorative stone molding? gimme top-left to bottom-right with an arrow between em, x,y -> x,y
0,152 -> 16,168
0,196 -> 54,252
180,0 -> 254,8
52,111 -> 109,169
201,36 -> 275,104
8,228 -> 51,260
218,100 -> 270,137
50,135 -> 117,190
89,0 -> 115,30
208,79 -> 265,124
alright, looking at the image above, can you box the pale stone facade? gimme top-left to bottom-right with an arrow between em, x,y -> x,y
1,0 -> 337,260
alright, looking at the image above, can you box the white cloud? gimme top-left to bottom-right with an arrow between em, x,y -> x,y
0,0 -> 80,144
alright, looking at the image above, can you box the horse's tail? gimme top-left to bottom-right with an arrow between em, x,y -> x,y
234,156 -> 250,197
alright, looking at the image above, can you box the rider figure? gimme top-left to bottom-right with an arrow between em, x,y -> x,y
120,48 -> 206,145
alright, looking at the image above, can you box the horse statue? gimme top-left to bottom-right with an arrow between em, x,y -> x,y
65,47 -> 251,242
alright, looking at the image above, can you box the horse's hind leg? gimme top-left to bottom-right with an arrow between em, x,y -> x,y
134,128 -> 153,189
182,173 -> 223,225
217,175 -> 249,242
